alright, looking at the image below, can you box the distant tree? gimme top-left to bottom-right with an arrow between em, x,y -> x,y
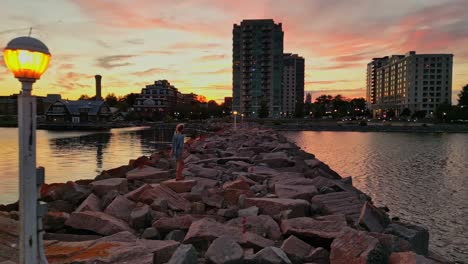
258,100 -> 269,118
294,101 -> 304,118
412,110 -> 426,119
457,84 -> 468,106
386,109 -> 396,118
105,93 -> 118,107
120,93 -> 139,107
435,103 -> 453,121
78,94 -> 91,100
314,94 -> 333,105
400,108 -> 411,117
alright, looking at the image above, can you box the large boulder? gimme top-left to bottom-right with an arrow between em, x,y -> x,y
223,179 -> 252,190
252,247 -> 292,264
126,165 -> 171,182
184,218 -> 274,251
274,184 -> 318,201
311,191 -> 365,224
166,244 -> 198,264
161,179 -> 197,193
138,184 -> 191,211
202,188 -> 225,208
129,203 -> 151,230
188,164 -> 219,179
227,215 -> 282,240
104,195 -> 136,222
388,252 -> 438,264
97,165 -> 133,180
224,189 -> 255,206
244,198 -> 310,217
205,236 -> 244,264
43,211 -> 69,232
75,193 -> 101,212
90,178 -> 128,197
280,214 -> 347,248
358,202 -> 390,232
65,211 -> 134,236
153,215 -> 198,232
280,235 -> 313,264
125,184 -> 152,201
136,239 -> 180,264
45,238 -> 154,264
384,222 -> 429,255
0,215 -> 19,263
330,227 -> 386,264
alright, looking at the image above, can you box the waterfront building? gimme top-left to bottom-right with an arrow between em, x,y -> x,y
366,51 -> 453,117
233,19 -> 284,117
45,100 -> 111,123
134,80 -> 179,118
0,94 -> 50,115
282,53 -> 305,116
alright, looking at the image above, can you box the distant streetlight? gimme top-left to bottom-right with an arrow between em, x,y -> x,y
233,111 -> 238,130
3,36 -> 51,264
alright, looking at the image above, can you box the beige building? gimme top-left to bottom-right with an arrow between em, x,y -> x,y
282,53 -> 305,116
367,51 -> 453,117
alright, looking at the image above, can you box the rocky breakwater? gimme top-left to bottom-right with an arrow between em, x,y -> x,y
0,126 -> 451,264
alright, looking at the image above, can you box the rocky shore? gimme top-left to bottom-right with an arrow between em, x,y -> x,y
0,125 -> 452,264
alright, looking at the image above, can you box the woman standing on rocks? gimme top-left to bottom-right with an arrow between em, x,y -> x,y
171,123 -> 185,181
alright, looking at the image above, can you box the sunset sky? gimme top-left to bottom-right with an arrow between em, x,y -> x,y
1,0 -> 467,103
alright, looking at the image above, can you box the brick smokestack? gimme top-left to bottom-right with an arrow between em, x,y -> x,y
95,75 -> 102,100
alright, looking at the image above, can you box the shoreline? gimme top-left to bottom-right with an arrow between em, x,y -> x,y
0,124 -> 455,263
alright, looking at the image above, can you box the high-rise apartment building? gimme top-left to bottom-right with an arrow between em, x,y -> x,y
233,19 -> 284,117
366,51 -> 453,117
282,53 -> 305,116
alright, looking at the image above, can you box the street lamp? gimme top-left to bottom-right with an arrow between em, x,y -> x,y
233,111 -> 238,130
3,36 -> 51,264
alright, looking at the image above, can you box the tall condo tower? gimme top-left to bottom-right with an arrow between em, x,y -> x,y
233,19 -> 284,117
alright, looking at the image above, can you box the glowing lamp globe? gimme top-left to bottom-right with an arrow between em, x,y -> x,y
233,111 -> 238,115
3,36 -> 51,81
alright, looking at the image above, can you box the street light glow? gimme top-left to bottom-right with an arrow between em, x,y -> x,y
3,36 -> 51,80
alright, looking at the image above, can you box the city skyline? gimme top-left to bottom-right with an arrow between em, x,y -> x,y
1,0 -> 467,103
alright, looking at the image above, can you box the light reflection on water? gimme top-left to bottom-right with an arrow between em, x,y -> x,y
283,131 -> 468,263
0,127 -> 173,204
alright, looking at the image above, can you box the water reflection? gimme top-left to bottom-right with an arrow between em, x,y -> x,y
0,126 -> 172,204
284,131 -> 468,262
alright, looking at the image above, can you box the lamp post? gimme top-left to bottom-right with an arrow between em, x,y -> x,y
3,36 -> 51,264
233,111 -> 238,130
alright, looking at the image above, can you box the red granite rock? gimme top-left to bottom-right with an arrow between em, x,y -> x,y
138,184 -> 191,211
104,195 -> 136,222
65,211 -> 134,236
280,214 -> 347,248
330,227 -> 386,264
275,184 -> 318,201
184,218 -> 274,251
153,215 -> 198,232
223,179 -> 251,190
75,193 -> 101,212
90,178 -> 128,197
281,235 -> 313,263
388,252 -> 438,264
161,179 -> 197,193
244,198 -> 310,217
227,215 -> 282,240
126,165 -> 170,182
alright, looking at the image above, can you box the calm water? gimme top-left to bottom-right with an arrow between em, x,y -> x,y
0,127 -> 173,204
283,131 -> 468,262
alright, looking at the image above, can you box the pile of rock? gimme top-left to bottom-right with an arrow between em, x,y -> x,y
0,126 -> 448,264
